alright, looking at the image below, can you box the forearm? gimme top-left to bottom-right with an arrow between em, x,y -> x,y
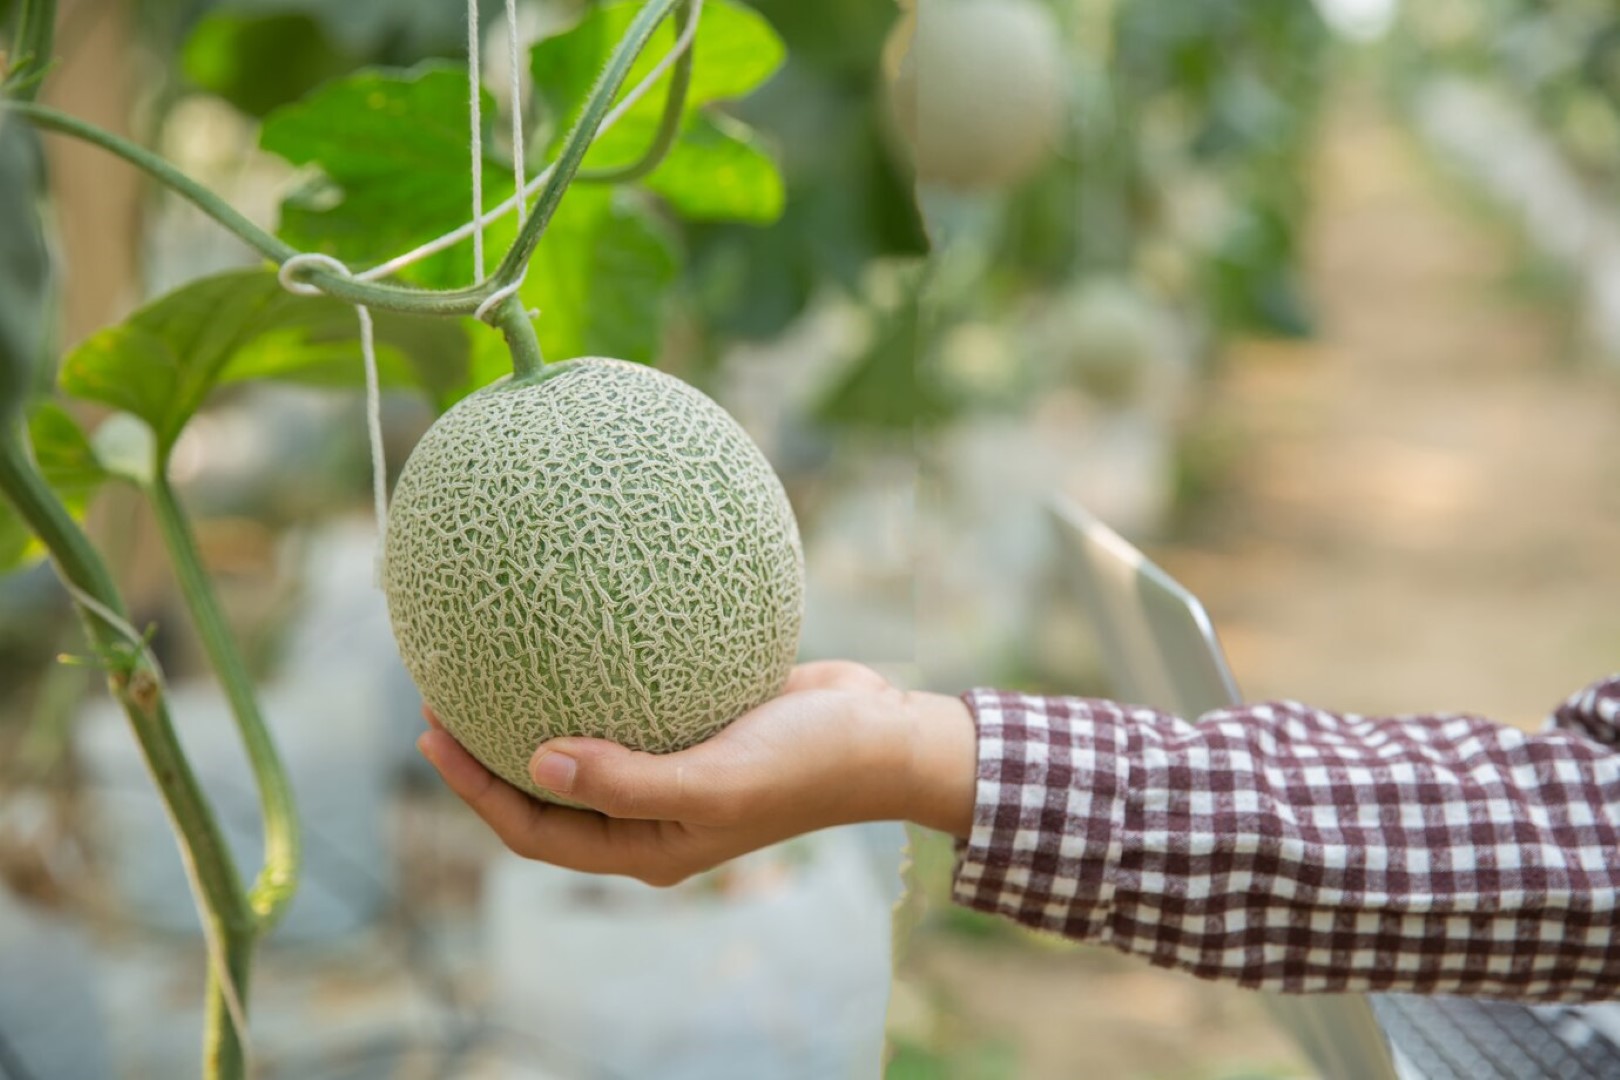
950,677 -> 1620,1002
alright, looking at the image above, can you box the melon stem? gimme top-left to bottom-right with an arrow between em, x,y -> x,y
494,294 -> 547,379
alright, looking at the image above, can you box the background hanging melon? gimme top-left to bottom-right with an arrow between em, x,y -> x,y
886,0 -> 1067,192
382,358 -> 805,802
1039,276 -> 1170,404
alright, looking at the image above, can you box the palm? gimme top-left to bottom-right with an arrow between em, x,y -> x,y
417,661 -> 902,884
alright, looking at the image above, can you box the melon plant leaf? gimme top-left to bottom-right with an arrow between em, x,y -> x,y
58,269 -> 473,452
641,113 -> 784,223
29,401 -> 108,499
0,502 -> 29,576
260,64 -> 507,287
529,0 -> 786,223
0,402 -> 111,576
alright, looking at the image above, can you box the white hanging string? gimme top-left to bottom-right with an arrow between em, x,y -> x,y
277,254 -> 388,580
467,0 -> 487,279
506,0 -> 528,225
479,0 -> 535,327
61,581 -> 252,1070
473,278 -> 527,324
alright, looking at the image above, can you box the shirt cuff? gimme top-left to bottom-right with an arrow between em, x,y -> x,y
1547,674 -> 1620,747
950,689 -> 1133,942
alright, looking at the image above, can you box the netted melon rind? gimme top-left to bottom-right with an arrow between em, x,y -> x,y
383,358 -> 805,801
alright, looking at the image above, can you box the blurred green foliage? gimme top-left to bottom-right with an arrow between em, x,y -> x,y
24,0 -> 1336,436
994,0 -> 1331,337
177,0 -> 489,115
1395,0 -> 1620,187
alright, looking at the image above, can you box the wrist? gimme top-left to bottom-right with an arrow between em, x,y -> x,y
897,691 -> 978,838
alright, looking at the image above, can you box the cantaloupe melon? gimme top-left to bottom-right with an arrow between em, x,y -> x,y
382,358 -> 804,802
886,0 -> 1066,192
1041,277 -> 1167,404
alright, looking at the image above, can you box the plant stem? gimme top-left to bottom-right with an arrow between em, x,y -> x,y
0,427 -> 253,1078
5,102 -> 494,317
579,0 -> 695,185
4,0 -> 56,101
493,0 -> 682,291
495,295 -> 545,379
11,102 -> 292,262
148,474 -> 300,927
203,930 -> 254,1079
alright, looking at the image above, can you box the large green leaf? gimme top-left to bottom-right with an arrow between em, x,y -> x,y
642,113 -> 784,223
29,401 -> 108,498
179,0 -> 507,116
260,64 -> 509,286
58,269 -> 474,451
530,0 -> 786,223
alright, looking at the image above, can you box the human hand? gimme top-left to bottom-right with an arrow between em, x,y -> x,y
416,660 -> 977,886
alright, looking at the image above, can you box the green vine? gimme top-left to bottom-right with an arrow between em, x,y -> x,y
494,294 -> 547,381
148,474 -> 300,925
580,0 -> 696,185
0,426 -> 255,1075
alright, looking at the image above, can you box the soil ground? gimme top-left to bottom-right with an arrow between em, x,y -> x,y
895,86 -> 1620,1080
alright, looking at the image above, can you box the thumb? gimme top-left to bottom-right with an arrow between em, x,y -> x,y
529,739 -> 733,822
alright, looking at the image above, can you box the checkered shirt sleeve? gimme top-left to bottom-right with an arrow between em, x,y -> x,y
951,676 -> 1620,1003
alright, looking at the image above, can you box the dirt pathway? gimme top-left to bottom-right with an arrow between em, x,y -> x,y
1165,94 -> 1620,727
902,90 -> 1620,1080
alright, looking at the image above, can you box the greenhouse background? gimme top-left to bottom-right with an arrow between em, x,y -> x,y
2,0 -> 1619,1077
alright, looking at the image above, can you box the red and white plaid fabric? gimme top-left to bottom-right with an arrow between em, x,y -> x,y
952,676 -> 1620,1003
